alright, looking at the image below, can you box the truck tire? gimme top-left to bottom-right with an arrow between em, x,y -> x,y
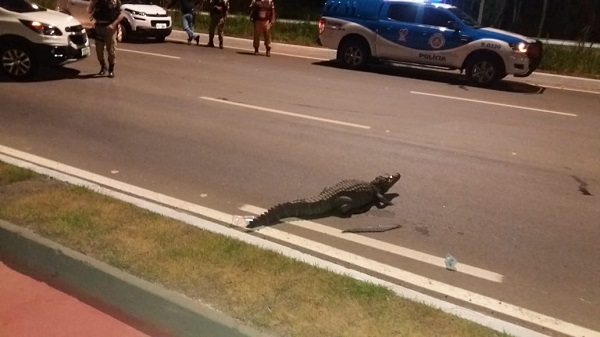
465,55 -> 503,87
337,38 -> 370,69
0,42 -> 39,80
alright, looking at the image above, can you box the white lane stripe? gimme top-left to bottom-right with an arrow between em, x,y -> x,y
0,149 -> 552,337
1,145 -> 597,337
239,204 -> 503,283
91,43 -> 182,59
232,220 -> 596,337
200,96 -> 371,129
410,91 -> 578,117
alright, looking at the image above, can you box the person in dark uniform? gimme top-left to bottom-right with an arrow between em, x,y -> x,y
168,0 -> 202,45
207,0 -> 228,48
250,0 -> 275,56
88,0 -> 124,78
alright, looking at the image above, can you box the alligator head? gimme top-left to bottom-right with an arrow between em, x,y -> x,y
371,173 -> 401,193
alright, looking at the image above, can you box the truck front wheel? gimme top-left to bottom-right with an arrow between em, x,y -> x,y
337,39 -> 370,69
465,55 -> 503,87
0,43 -> 39,80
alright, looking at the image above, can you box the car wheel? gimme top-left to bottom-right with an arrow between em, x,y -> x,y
0,43 -> 39,80
117,22 -> 129,43
338,39 -> 370,69
465,56 -> 502,87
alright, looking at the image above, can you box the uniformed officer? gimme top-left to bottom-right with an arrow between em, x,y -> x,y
88,0 -> 124,78
250,0 -> 275,56
207,0 -> 229,48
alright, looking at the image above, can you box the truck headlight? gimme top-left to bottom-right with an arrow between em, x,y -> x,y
20,20 -> 63,36
510,42 -> 529,53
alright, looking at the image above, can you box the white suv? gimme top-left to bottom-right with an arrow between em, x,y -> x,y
0,0 -> 90,79
56,0 -> 172,42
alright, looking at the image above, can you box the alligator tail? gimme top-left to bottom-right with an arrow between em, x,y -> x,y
246,199 -> 329,228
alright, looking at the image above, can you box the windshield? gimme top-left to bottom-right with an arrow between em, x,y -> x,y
121,0 -> 155,5
0,0 -> 45,12
448,7 -> 481,28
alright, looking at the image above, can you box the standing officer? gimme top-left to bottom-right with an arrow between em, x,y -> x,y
207,0 -> 229,48
168,0 -> 202,45
250,0 -> 275,56
88,0 -> 124,78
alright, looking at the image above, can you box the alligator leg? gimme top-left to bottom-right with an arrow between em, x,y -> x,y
375,193 -> 394,208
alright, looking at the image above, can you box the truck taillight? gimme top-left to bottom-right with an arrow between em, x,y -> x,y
318,18 -> 326,35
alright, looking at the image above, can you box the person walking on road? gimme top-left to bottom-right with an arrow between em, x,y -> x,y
168,0 -> 202,45
88,0 -> 124,78
250,0 -> 275,56
207,0 -> 229,48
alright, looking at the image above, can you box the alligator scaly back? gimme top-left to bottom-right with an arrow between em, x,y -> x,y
246,173 -> 401,228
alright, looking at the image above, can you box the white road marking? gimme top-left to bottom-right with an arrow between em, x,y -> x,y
1,145 -> 598,337
200,96 -> 371,129
91,43 -> 181,59
410,91 -> 578,117
239,204 -> 504,283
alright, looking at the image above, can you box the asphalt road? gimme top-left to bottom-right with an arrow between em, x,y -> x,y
1,36 -> 599,335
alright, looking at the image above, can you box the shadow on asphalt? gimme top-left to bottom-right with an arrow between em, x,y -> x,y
313,60 -> 546,94
0,67 -> 83,83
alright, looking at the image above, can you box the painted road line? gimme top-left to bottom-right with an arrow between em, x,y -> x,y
231,220 -> 597,337
91,43 -> 181,59
410,91 -> 578,117
239,204 -> 503,283
0,150 -> 551,337
199,96 -> 371,129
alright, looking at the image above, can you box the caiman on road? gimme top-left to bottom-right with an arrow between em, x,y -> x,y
246,173 -> 401,229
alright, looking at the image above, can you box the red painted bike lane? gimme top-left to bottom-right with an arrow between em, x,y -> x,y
0,262 -> 151,337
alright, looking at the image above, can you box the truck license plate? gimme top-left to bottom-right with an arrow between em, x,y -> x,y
81,46 -> 90,57
156,23 -> 167,29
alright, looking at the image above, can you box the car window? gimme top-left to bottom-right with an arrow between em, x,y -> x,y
0,0 -> 45,12
421,7 -> 455,28
387,3 -> 419,23
448,7 -> 481,28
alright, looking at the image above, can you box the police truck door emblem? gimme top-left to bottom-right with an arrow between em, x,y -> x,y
398,28 -> 408,42
429,33 -> 445,49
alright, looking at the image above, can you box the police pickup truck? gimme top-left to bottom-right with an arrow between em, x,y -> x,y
318,0 -> 542,87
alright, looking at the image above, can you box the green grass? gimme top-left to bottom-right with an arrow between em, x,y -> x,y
539,44 -> 600,79
0,161 -> 509,337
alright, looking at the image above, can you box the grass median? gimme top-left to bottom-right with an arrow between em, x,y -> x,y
0,161 -> 510,337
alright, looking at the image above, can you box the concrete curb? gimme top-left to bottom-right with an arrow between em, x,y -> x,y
0,220 -> 268,337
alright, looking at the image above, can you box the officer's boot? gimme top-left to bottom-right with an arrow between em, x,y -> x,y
266,46 -> 271,57
218,37 -> 223,49
108,64 -> 115,78
98,62 -> 107,75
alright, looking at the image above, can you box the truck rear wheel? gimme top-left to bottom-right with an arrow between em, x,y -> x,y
338,39 -> 370,69
0,43 -> 39,80
465,55 -> 503,87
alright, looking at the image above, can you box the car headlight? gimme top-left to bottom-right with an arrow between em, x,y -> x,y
20,20 -> 62,36
510,42 -> 529,53
126,9 -> 146,16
